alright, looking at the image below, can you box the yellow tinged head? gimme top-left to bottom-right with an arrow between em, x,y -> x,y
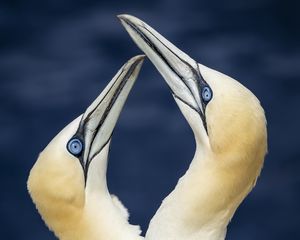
201,64 -> 267,197
201,64 -> 267,158
27,117 -> 86,238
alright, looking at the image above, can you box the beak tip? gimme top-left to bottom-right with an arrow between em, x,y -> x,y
135,54 -> 146,62
123,55 -> 145,79
117,14 -> 130,22
117,14 -> 142,27
129,54 -> 145,67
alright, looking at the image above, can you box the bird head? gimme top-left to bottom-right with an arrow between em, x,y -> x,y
119,15 -> 267,166
27,55 -> 144,236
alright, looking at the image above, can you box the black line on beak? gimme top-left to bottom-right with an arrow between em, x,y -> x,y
73,59 -> 141,183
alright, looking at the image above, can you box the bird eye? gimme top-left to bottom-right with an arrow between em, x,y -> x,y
201,86 -> 212,103
67,138 -> 83,156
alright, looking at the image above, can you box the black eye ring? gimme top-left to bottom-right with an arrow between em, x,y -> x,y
201,86 -> 213,103
67,138 -> 83,156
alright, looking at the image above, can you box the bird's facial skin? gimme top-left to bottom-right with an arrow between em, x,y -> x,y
27,56 -> 145,240
119,15 -> 267,240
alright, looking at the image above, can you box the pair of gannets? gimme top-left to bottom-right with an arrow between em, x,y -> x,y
27,15 -> 267,240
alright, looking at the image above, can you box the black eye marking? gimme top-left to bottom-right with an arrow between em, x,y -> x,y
67,138 -> 83,156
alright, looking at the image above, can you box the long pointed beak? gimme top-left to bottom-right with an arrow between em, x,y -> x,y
118,15 -> 209,123
71,55 -> 144,179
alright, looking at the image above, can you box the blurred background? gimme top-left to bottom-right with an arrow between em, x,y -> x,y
0,0 -> 299,239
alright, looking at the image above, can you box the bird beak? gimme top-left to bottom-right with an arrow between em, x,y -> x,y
72,55 -> 144,180
118,15 -> 208,125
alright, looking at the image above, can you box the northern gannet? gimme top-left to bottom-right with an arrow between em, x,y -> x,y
119,15 -> 268,240
27,55 -> 145,240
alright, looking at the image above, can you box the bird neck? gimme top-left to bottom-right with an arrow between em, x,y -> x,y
55,149 -> 143,240
146,142 -> 258,240
41,189 -> 143,240
80,191 -> 143,240
37,194 -> 85,240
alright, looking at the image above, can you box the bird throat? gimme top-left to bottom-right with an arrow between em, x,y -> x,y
146,148 -> 257,240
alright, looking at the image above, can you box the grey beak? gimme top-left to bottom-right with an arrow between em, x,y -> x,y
118,15 -> 209,130
72,55 -> 145,180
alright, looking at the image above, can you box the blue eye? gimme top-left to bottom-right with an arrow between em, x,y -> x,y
201,86 -> 212,103
67,138 -> 83,156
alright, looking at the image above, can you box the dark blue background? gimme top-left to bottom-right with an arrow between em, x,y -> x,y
1,0 -> 299,239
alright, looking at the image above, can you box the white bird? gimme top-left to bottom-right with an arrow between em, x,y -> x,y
119,15 -> 268,240
27,55 -> 145,240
